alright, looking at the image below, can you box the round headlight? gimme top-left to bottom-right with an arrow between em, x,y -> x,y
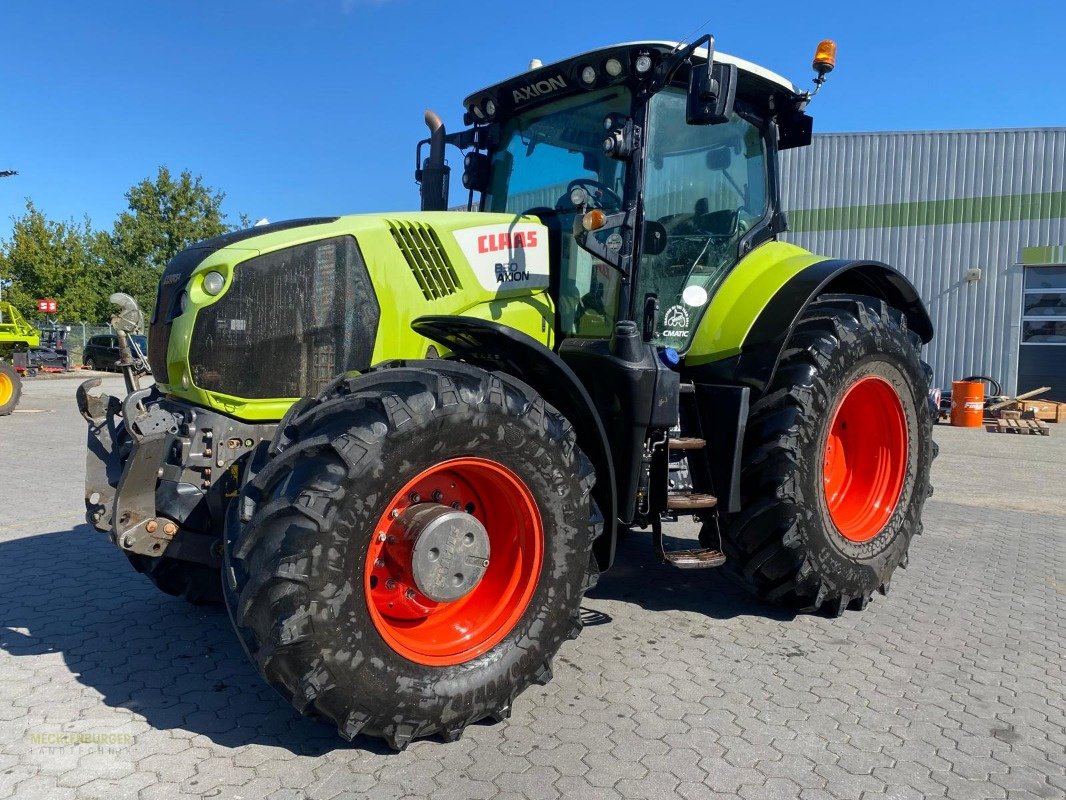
635,54 -> 653,74
580,65 -> 597,86
569,186 -> 588,207
178,291 -> 189,314
202,271 -> 225,296
484,98 -> 497,117
472,104 -> 485,120
605,58 -> 623,77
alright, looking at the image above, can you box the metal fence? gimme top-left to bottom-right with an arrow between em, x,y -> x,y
40,322 -> 114,361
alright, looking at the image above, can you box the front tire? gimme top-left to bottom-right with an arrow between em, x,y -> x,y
223,361 -> 600,749
711,294 -> 935,615
0,363 -> 21,416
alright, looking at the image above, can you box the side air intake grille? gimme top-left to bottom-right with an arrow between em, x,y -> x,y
387,220 -> 461,300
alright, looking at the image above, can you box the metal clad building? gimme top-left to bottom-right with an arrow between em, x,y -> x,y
779,128 -> 1066,397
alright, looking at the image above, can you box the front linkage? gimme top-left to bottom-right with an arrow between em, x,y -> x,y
78,379 -> 274,570
77,293 -> 276,594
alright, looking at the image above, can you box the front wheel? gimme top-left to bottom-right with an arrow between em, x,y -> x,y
0,363 -> 22,416
223,361 -> 600,749
709,294 -> 935,615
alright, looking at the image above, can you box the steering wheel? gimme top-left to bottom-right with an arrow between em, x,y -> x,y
566,178 -> 622,212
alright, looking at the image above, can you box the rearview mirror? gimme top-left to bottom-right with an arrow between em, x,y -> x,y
687,61 -> 737,125
706,145 -> 734,171
696,209 -> 739,238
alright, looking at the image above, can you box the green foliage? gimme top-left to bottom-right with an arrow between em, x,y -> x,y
0,167 -> 244,322
0,201 -> 112,321
106,167 -> 239,313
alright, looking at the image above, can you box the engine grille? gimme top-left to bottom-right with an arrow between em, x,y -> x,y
148,217 -> 340,381
387,219 -> 461,300
187,235 -> 380,399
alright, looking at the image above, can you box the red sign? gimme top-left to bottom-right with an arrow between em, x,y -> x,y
36,299 -> 57,314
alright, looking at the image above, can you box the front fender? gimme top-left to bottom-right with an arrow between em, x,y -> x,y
412,315 -> 618,572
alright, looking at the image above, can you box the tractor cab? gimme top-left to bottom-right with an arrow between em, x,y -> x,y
418,39 -> 815,352
415,39 -> 830,560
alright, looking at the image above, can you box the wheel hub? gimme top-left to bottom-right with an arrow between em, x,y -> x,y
399,503 -> 490,602
365,457 -> 544,666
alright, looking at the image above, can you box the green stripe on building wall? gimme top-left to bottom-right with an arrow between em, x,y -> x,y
790,190 -> 1066,233
1023,245 -> 1066,264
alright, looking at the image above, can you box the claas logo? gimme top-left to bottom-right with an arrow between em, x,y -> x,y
477,230 -> 539,254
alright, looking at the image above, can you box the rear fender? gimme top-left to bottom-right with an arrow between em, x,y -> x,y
686,250 -> 933,395
412,315 -> 618,572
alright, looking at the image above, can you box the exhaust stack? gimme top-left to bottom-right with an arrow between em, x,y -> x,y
419,110 -> 450,211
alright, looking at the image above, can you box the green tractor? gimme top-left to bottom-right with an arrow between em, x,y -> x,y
79,37 -> 935,749
0,300 -> 40,415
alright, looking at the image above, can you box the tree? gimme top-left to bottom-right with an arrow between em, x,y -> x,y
105,167 -> 245,313
0,168 -> 246,322
0,200 -> 113,321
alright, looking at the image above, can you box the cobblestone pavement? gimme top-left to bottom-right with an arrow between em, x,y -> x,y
1,376 -> 1064,799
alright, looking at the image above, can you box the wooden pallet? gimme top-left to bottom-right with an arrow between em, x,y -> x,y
990,417 -> 1050,436
1001,399 -> 1066,423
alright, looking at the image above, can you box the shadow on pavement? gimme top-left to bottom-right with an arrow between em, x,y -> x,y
0,525 -> 391,755
588,527 -> 797,623
0,524 -> 792,753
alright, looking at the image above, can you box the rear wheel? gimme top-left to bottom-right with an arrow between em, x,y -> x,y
709,294 -> 935,614
0,364 -> 22,416
223,361 -> 600,748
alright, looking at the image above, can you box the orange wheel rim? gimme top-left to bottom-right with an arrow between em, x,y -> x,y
365,457 -> 543,666
823,376 -> 908,543
0,372 -> 12,406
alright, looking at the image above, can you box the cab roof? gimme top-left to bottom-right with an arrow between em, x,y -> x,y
463,40 -> 800,111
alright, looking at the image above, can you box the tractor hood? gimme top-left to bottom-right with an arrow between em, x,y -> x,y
149,212 -> 554,421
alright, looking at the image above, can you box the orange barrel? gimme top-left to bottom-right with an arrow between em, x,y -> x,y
950,380 -> 985,427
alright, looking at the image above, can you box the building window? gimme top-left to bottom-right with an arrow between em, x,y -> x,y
1021,266 -> 1066,345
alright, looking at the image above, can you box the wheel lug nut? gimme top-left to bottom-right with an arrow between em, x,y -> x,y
385,579 -> 398,590
390,509 -> 400,518
378,532 -> 387,542
405,589 -> 416,600
410,492 -> 421,503
432,490 -> 443,502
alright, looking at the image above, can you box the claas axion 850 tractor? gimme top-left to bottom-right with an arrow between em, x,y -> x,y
80,37 -> 936,749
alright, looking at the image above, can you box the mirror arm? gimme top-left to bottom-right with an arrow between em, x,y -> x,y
574,210 -> 634,276
651,33 -> 714,92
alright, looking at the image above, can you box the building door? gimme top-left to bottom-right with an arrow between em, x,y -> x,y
1019,263 -> 1066,400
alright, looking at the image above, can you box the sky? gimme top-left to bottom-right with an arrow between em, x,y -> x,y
1,0 -> 1063,240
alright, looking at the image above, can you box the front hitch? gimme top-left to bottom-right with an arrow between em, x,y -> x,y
78,378 -> 126,532
78,378 -> 182,558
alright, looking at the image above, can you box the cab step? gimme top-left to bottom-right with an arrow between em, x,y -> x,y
651,515 -> 727,570
658,548 -> 728,569
668,436 -> 706,450
666,492 -> 718,510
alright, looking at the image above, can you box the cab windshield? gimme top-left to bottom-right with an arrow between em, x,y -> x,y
486,88 -> 630,338
639,89 -> 769,350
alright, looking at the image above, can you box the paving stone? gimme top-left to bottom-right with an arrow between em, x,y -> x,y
1,379 -> 1064,800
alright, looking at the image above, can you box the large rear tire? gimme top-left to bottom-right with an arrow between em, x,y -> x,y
223,361 -> 600,749
709,294 -> 936,615
0,363 -> 22,416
